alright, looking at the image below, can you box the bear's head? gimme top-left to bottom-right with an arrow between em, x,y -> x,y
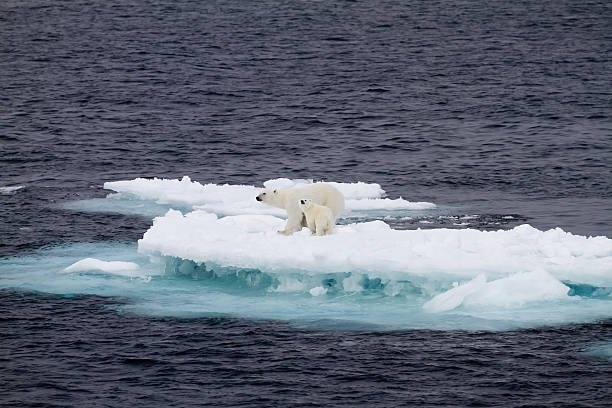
256,189 -> 282,206
298,198 -> 313,212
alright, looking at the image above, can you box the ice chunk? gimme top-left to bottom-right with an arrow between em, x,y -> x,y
309,286 -> 328,296
342,273 -> 364,292
0,185 -> 24,194
423,274 -> 487,313
63,258 -> 141,277
424,271 -> 571,313
272,276 -> 307,292
463,270 -> 570,308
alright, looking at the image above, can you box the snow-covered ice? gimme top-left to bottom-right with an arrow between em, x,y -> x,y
138,210 -> 612,288
103,176 -> 436,216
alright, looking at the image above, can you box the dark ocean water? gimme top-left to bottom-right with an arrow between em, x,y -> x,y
1,0 -> 611,406
2,291 -> 611,407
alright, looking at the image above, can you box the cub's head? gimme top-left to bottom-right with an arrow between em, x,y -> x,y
298,198 -> 313,212
255,189 -> 281,205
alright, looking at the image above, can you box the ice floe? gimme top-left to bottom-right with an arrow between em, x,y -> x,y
138,210 -> 612,288
2,176 -> 610,330
103,176 -> 436,217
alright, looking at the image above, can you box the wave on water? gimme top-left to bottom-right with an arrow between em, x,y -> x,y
0,185 -> 24,195
4,177 -> 612,330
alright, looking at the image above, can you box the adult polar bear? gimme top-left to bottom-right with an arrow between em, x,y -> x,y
256,183 -> 344,235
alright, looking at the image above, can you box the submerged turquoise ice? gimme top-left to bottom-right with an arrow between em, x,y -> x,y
1,240 -> 611,331
582,341 -> 612,361
3,177 -> 612,331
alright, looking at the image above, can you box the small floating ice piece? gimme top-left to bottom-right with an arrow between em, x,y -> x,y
63,258 -> 141,277
309,286 -> 328,296
0,185 -> 24,194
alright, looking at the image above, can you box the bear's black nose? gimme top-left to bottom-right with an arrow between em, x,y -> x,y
256,196 -> 262,202
300,199 -> 305,204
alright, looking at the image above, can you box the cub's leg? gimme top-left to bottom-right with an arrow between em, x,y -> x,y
305,212 -> 316,233
315,216 -> 332,236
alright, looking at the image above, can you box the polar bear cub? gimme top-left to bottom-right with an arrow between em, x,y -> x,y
256,183 -> 344,235
298,199 -> 335,236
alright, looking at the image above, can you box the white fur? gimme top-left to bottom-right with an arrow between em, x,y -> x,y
298,199 -> 335,236
256,183 -> 344,235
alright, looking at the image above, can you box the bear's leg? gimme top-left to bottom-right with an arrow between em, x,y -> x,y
327,217 -> 335,235
319,217 -> 333,236
279,204 -> 306,235
300,213 -> 308,228
314,217 -> 326,236
279,224 -> 300,235
305,213 -> 316,233
279,214 -> 303,235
